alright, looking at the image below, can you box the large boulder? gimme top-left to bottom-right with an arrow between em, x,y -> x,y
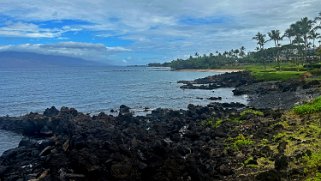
119,105 -> 131,116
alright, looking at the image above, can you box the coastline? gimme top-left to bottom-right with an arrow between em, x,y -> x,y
174,68 -> 243,73
1,71 -> 321,180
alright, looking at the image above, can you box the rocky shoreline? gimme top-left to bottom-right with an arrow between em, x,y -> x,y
1,71 -> 321,180
179,71 -> 321,109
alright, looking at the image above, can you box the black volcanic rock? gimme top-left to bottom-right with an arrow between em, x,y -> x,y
0,103 -> 248,180
178,71 -> 256,90
43,106 -> 59,117
208,96 -> 222,100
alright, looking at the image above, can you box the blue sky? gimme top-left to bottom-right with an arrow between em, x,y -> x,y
0,0 -> 320,65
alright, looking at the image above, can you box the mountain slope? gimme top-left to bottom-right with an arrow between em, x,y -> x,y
0,51 -> 107,68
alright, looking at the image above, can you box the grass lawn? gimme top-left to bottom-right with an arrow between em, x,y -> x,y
237,63 -> 306,81
251,71 -> 305,81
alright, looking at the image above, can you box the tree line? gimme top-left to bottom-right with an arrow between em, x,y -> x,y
149,12 -> 321,70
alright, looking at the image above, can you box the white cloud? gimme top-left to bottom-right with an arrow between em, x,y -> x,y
0,22 -> 63,38
40,42 -> 130,52
0,0 -> 320,63
0,42 -> 131,64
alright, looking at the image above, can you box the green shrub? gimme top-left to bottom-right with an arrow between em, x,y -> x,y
201,118 -> 223,129
293,96 -> 321,115
306,172 -> 321,181
230,134 -> 254,150
240,109 -> 264,118
273,132 -> 287,142
259,138 -> 269,145
304,151 -> 321,179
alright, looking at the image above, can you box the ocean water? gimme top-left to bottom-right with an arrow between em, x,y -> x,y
0,66 -> 248,155
0,130 -> 22,155
0,66 -> 247,116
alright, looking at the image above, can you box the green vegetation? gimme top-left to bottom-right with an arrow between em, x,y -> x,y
256,157 -> 274,170
149,12 -> 321,71
259,138 -> 269,146
219,89 -> 321,179
306,173 -> 321,181
244,156 -> 258,168
251,71 -> 304,81
229,134 -> 254,150
240,109 -> 264,118
201,118 -> 223,129
153,12 -> 321,180
293,96 -> 321,115
264,102 -> 321,180
304,152 -> 321,179
272,132 -> 287,142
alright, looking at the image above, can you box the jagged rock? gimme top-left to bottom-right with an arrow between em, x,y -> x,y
59,107 -> 78,117
119,105 -> 131,116
0,102 -> 287,180
179,71 -> 255,90
43,106 -> 59,117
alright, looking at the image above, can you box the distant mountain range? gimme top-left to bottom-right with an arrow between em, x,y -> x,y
0,51 -> 107,68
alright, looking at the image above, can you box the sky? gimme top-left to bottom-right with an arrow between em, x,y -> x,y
0,0 -> 320,65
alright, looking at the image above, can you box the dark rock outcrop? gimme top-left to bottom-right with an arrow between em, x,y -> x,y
178,71 -> 255,90
0,103 -> 247,180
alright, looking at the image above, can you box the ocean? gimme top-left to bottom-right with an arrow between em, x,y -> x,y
0,66 -> 248,154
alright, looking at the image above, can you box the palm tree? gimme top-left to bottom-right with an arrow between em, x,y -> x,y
233,49 -> 239,57
292,36 -> 304,45
268,30 -> 283,70
290,23 -> 300,45
314,12 -> 321,48
298,17 -> 313,49
268,30 -> 282,47
289,18 -> 313,64
308,30 -> 320,48
239,46 -> 246,57
314,11 -> 321,27
284,27 -> 295,44
253,32 -> 266,50
223,51 -> 228,57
